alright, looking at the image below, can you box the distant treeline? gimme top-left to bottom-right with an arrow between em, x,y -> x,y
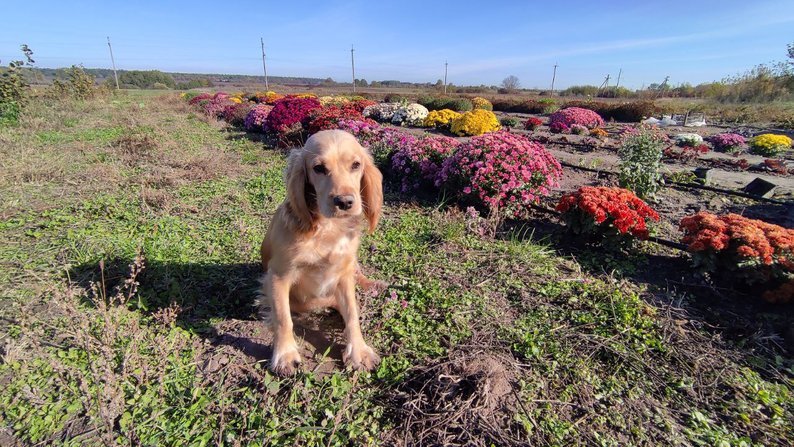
23,68 -> 329,90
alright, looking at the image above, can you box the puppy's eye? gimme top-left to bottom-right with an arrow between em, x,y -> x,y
313,164 -> 328,175
351,161 -> 361,170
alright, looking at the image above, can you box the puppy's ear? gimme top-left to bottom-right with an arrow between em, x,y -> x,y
286,149 -> 315,232
360,149 -> 383,234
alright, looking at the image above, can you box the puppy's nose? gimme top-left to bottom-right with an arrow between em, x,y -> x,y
333,195 -> 355,211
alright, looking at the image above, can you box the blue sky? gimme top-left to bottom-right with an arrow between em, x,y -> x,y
1,1 -> 792,89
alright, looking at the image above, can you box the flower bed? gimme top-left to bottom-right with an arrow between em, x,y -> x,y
556,187 -> 659,244
362,103 -> 401,123
679,212 -> 794,303
549,107 -> 605,129
450,109 -> 501,136
437,132 -> 561,218
391,135 -> 460,192
244,105 -> 274,132
750,134 -> 792,157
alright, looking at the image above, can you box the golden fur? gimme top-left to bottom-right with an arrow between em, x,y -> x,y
259,130 -> 383,375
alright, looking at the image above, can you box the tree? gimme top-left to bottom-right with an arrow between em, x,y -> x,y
788,42 -> 794,66
501,75 -> 521,91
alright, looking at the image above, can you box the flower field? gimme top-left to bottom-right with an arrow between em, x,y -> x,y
1,89 -> 792,447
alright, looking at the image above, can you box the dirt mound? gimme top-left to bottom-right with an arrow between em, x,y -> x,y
383,349 -> 526,447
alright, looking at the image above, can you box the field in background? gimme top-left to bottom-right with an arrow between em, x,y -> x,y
0,91 -> 792,446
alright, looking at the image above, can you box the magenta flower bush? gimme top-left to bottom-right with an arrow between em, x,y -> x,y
391,135 -> 460,192
188,93 -> 212,106
222,103 -> 253,127
202,96 -> 233,118
437,132 -> 562,218
264,97 -> 322,134
549,107 -> 605,129
244,105 -> 274,132
549,122 -> 569,134
335,119 -> 418,165
709,133 -> 746,154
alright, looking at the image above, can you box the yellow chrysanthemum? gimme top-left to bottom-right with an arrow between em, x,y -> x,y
471,97 -> 493,111
423,109 -> 461,128
751,134 -> 792,156
451,109 -> 501,136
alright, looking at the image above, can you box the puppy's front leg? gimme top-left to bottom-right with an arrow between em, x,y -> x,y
267,273 -> 302,375
336,275 -> 381,371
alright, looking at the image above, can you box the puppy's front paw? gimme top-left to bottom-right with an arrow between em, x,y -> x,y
343,343 -> 381,371
270,344 -> 302,376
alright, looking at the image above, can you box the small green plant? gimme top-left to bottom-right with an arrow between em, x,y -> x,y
499,116 -> 518,128
618,125 -> 668,198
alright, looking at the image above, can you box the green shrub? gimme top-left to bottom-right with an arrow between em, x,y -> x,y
49,65 -> 101,100
384,93 -> 405,103
152,82 -> 169,90
0,44 -> 34,108
0,101 -> 20,126
499,116 -> 518,128
618,126 -> 668,198
117,70 -> 176,89
418,97 -> 473,112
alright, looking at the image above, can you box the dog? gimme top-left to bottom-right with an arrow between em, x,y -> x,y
259,129 -> 384,376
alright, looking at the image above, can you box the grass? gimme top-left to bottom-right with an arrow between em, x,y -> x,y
0,92 -> 792,446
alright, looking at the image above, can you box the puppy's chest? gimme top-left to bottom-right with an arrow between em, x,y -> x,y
294,229 -> 360,268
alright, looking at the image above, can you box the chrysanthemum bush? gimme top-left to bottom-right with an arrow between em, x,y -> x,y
437,132 -> 562,218
391,103 -> 429,126
750,134 -> 792,157
524,117 -> 543,131
618,124 -> 670,199
253,91 -> 284,104
423,109 -> 461,129
556,187 -> 660,246
244,105 -> 273,132
549,107 -> 605,129
335,119 -> 417,165
390,135 -> 460,192
679,212 -> 794,304
450,109 -> 501,136
264,97 -> 321,140
304,104 -> 369,135
709,133 -> 746,154
674,133 -> 704,147
549,122 -> 569,134
221,103 -> 252,127
471,97 -> 493,111
362,103 -> 401,123
589,127 -> 609,139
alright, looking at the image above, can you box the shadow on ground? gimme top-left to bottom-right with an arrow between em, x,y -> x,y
68,259 -> 348,375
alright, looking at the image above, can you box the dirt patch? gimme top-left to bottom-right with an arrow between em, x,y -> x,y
382,348 -> 525,447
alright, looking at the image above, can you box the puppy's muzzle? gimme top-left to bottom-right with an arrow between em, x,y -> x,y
333,195 -> 355,211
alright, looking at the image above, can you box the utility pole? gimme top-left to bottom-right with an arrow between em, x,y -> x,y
443,60 -> 448,94
351,44 -> 356,93
597,74 -> 610,96
107,36 -> 119,90
260,38 -> 269,91
550,62 -> 558,96
615,68 -> 622,90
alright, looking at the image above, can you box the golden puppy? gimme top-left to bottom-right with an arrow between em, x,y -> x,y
259,129 -> 383,375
